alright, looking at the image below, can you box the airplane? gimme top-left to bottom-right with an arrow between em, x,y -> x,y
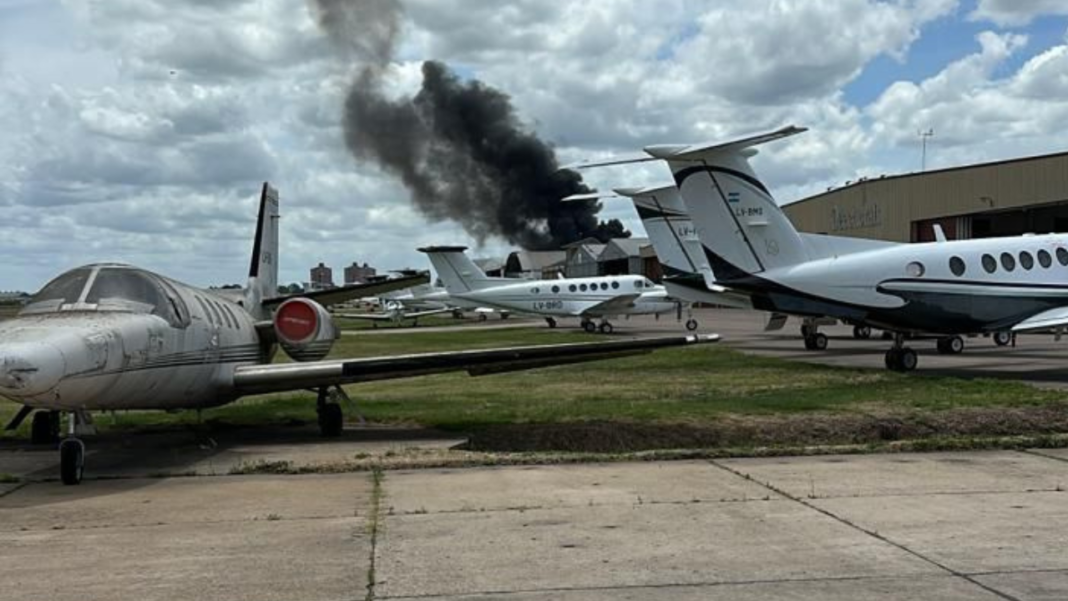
420,246 -> 679,333
570,125 -> 1068,372
565,185 -> 874,340
0,183 -> 718,484
383,283 -> 511,322
334,300 -> 454,328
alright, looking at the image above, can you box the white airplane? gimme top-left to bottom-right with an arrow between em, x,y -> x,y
0,183 -> 717,484
572,125 -> 1068,372
566,185 -> 871,340
335,300 -> 453,328
420,247 -> 678,333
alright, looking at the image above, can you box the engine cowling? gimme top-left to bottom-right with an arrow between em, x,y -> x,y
273,298 -> 338,362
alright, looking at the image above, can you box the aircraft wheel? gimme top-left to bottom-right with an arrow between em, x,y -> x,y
938,337 -> 964,355
318,403 -> 343,438
478,313 -> 488,322
853,326 -> 872,340
31,411 -> 59,445
60,438 -> 85,486
583,321 -> 597,333
452,310 -> 464,319
599,322 -> 614,335
685,319 -> 699,332
899,348 -> 918,371
993,332 -> 1012,347
804,333 -> 827,351
885,348 -> 900,370
545,317 -> 557,329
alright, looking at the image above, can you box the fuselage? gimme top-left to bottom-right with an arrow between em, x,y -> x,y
448,275 -> 676,318
0,264 -> 270,412
730,234 -> 1068,334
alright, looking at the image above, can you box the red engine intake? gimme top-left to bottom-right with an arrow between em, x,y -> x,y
273,298 -> 338,362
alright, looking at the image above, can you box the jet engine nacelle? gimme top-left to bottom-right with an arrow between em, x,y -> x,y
273,298 -> 339,362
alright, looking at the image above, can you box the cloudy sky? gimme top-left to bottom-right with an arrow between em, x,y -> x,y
3,0 -> 1068,292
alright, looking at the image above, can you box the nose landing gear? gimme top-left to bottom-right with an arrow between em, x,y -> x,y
885,334 -> 918,372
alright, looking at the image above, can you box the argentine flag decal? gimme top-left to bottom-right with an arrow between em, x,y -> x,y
727,192 -> 741,203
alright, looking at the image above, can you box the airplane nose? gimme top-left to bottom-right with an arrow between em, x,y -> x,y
0,343 -> 66,398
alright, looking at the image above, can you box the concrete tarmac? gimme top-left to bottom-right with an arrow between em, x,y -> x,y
3,450 -> 1068,600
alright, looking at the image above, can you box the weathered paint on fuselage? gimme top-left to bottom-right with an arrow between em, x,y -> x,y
0,276 -> 269,412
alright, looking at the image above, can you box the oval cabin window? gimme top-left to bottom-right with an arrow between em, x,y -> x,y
949,257 -> 966,277
982,254 -> 997,273
1019,252 -> 1034,271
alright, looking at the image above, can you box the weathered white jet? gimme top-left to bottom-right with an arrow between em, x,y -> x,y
573,125 -> 1068,372
420,247 -> 678,333
0,184 -> 717,484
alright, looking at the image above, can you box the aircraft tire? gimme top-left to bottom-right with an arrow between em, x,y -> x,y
30,411 -> 59,445
899,348 -> 918,371
853,326 -> 872,339
885,349 -> 899,370
686,319 -> 699,332
599,322 -> 614,335
318,404 -> 343,438
804,333 -> 827,351
994,332 -> 1012,347
583,321 -> 597,333
60,438 -> 84,486
546,317 -> 557,329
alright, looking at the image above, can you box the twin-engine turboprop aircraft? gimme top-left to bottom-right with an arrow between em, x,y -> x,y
419,247 -> 679,333
335,300 -> 453,328
0,183 -> 717,484
572,126 -> 1068,372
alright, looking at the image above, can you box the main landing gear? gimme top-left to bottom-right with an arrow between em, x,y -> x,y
581,318 -> 614,334
316,385 -> 361,438
800,321 -> 828,351
993,332 -> 1014,347
685,318 -> 699,332
545,317 -> 557,329
936,336 -> 965,355
884,334 -> 918,373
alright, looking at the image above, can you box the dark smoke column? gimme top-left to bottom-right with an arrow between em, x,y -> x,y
312,1 -> 628,249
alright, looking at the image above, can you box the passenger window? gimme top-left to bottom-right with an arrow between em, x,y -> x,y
1039,250 -> 1053,268
949,257 -> 966,277
906,262 -> 925,277
1000,253 -> 1016,272
600,283 -> 608,291
569,284 -> 577,293
982,254 -> 997,274
611,282 -> 620,290
580,284 -> 588,292
1058,248 -> 1068,266
530,288 -> 539,294
552,285 -> 560,294
1020,251 -> 1034,271
634,281 -> 642,289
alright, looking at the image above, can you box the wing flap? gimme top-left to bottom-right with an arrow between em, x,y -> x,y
232,334 -> 719,395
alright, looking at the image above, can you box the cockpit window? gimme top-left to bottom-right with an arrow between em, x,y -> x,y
85,268 -> 176,318
22,269 -> 93,314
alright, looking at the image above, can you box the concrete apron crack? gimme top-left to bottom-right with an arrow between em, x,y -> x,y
366,467 -> 384,601
707,459 -> 1024,601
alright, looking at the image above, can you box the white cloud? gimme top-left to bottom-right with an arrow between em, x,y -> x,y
970,0 -> 1068,27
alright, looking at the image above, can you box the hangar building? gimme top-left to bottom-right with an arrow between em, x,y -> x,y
783,150 -> 1068,242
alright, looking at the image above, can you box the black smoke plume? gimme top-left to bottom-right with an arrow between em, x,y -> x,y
311,0 -> 628,249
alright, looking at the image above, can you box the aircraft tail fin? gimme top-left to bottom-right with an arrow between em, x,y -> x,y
418,247 -> 507,293
247,183 -> 280,308
644,126 -> 809,279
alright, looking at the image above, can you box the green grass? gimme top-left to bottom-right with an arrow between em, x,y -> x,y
334,312 -> 478,331
2,326 -> 1064,441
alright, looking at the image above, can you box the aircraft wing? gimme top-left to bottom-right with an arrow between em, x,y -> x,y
574,294 -> 642,317
263,273 -> 429,309
232,334 -> 718,395
1011,308 -> 1068,333
334,312 -> 395,322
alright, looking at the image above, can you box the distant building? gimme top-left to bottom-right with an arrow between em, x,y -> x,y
309,262 -> 334,291
474,258 -> 505,278
598,237 -> 650,276
504,250 -> 567,279
343,262 -> 377,286
562,238 -> 607,278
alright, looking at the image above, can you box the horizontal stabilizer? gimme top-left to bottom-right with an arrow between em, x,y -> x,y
562,192 -> 618,202
644,125 -> 807,161
562,153 -> 659,171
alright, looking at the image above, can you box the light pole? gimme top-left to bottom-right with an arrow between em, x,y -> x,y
920,129 -> 934,172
